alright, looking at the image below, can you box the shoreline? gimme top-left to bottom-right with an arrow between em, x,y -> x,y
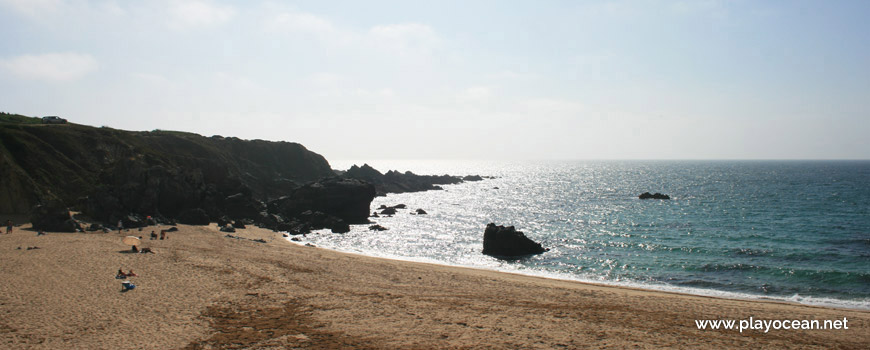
2,223 -> 868,349
288,237 -> 870,312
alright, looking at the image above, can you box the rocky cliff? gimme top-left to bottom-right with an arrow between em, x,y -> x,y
0,114 -> 334,219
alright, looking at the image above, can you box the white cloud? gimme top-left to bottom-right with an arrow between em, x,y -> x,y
0,0 -> 63,18
460,86 -> 492,100
169,0 -> 235,28
131,72 -> 177,88
1,53 -> 98,81
266,11 -> 337,35
368,23 -> 441,56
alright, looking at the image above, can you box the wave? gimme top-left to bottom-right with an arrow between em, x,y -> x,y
288,237 -> 870,310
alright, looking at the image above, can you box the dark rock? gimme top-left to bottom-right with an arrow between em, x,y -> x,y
463,175 -> 484,181
369,224 -> 389,231
290,237 -> 300,241
343,164 -> 468,196
378,204 -> 388,210
30,201 -> 78,232
639,192 -> 670,200
482,223 -> 547,258
270,178 -> 376,224
380,207 -> 397,215
224,192 -> 264,221
392,204 -> 407,209
415,208 -> 427,215
178,208 -> 210,225
370,211 -> 379,217
121,214 -> 147,229
232,221 -> 246,229
87,223 -> 104,232
219,225 -> 236,233
216,216 -> 231,228
166,227 -> 179,232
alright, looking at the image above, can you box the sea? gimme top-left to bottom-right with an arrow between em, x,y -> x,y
297,160 -> 870,310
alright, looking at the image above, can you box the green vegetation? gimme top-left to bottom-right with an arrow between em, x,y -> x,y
0,112 -> 42,124
0,114 -> 334,214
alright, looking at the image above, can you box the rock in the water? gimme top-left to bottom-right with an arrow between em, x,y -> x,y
415,208 -> 427,215
368,224 -> 389,231
392,204 -> 407,209
639,192 -> 670,200
482,223 -> 547,258
463,175 -> 484,181
370,211 -> 380,217
380,207 -> 397,215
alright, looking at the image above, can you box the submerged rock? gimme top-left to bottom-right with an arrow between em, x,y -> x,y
482,223 -> 547,258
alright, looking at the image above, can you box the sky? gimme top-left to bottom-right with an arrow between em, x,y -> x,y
1,0 -> 868,161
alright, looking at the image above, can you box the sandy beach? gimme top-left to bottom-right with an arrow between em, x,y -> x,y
0,223 -> 867,349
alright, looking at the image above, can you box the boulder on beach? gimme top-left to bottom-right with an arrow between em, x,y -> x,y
482,223 -> 547,258
30,200 -> 79,232
639,192 -> 670,200
270,177 -> 376,224
369,224 -> 389,231
415,208 -> 427,215
380,207 -> 397,215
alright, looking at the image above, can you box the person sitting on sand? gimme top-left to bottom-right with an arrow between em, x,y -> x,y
131,245 -> 138,253
6,220 -> 13,234
160,230 -> 166,240
150,231 -> 157,240
117,268 -> 126,279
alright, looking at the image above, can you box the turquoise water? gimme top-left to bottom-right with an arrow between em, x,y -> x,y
303,160 -> 870,309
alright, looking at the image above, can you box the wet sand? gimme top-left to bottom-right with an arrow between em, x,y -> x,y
0,223 -> 867,349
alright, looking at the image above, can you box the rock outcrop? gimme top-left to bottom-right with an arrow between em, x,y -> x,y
269,178 -> 376,225
639,192 -> 670,200
30,200 -> 80,232
0,114 -> 333,218
343,164 -> 471,196
482,223 -> 547,258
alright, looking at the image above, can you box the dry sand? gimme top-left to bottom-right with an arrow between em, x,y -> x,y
0,223 -> 867,349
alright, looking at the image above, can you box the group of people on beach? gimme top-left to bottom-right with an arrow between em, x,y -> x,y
149,230 -> 168,240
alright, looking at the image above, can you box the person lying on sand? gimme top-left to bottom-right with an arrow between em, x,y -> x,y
139,247 -> 154,254
117,269 -> 138,279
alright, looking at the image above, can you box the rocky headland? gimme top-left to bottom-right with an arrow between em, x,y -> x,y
1,113 -> 484,235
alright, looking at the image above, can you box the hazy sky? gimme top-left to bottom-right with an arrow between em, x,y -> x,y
1,0 -> 868,161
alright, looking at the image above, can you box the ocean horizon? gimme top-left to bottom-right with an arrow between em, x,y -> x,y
295,159 -> 870,310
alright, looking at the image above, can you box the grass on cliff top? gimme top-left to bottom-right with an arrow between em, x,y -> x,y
0,112 -> 42,124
